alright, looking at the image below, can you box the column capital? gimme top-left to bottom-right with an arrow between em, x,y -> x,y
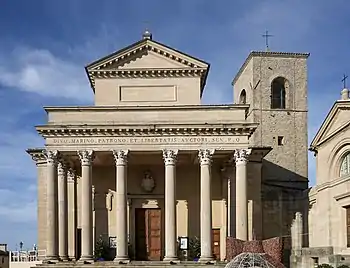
162,149 -> 178,165
78,150 -> 95,166
198,149 -> 215,166
44,150 -> 59,165
234,148 -> 251,164
112,150 -> 129,166
57,162 -> 68,176
67,168 -> 76,183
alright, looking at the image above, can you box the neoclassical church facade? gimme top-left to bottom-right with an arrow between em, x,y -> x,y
307,87 -> 350,260
27,31 -> 309,262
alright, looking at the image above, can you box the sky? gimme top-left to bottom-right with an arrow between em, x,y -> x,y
0,0 -> 350,250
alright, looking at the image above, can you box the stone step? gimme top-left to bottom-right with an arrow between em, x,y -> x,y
33,261 -> 227,268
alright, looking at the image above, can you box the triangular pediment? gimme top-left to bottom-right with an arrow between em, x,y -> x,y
310,100 -> 350,150
102,50 -> 188,70
86,39 -> 209,71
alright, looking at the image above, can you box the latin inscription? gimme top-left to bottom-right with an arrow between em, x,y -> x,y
50,136 -> 241,145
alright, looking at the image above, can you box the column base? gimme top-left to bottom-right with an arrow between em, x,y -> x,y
78,256 -> 94,264
59,256 -> 69,262
198,256 -> 215,263
163,256 -> 179,263
44,256 -> 60,264
114,256 -> 130,264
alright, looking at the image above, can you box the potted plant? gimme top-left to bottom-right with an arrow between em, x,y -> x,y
94,235 -> 110,261
188,236 -> 201,261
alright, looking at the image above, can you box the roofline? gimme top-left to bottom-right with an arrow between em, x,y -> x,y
309,100 -> 344,150
84,37 -> 211,94
232,51 -> 310,85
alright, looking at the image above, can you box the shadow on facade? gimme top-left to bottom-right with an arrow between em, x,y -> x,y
261,159 -> 310,267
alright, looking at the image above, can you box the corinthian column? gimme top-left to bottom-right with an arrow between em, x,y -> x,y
234,149 -> 251,241
44,150 -> 59,262
77,150 -> 95,262
67,168 -> 77,261
112,150 -> 129,263
58,162 -> 68,261
162,149 -> 178,262
198,149 -> 215,262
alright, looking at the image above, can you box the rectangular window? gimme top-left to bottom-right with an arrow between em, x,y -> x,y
346,206 -> 350,247
277,136 -> 284,146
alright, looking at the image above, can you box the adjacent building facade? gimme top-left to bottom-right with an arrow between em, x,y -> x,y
27,31 -> 309,262
308,88 -> 350,257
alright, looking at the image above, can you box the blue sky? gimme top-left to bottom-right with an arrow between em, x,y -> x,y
0,0 -> 349,250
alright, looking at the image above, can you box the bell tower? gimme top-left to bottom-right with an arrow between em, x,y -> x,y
232,51 -> 310,239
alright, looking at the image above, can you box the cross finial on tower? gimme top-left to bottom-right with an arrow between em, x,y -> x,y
342,74 -> 348,88
262,30 -> 273,51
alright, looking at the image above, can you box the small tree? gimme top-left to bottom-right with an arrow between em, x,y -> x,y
94,235 -> 110,261
188,236 -> 201,261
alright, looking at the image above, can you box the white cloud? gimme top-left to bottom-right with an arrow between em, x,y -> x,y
0,47 -> 93,102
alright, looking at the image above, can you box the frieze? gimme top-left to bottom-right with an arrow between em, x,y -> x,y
48,136 -> 242,146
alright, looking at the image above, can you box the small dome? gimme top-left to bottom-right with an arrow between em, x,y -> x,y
225,252 -> 285,268
142,29 -> 152,40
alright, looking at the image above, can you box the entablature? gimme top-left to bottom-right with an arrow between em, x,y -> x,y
36,123 -> 258,138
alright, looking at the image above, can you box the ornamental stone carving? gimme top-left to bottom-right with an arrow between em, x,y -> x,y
234,149 -> 251,164
112,150 -> 129,166
57,162 -> 67,176
106,190 -> 114,211
162,149 -> 178,165
44,150 -> 59,165
77,150 -> 95,166
141,170 -> 155,193
67,168 -> 76,183
198,149 -> 215,165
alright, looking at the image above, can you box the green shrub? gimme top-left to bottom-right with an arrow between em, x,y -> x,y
317,264 -> 333,268
337,265 -> 350,268
188,236 -> 201,260
94,235 -> 110,261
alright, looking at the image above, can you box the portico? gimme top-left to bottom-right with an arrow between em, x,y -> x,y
28,122 -> 268,262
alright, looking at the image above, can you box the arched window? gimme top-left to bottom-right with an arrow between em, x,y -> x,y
340,152 -> 350,177
271,77 -> 286,109
239,89 -> 247,104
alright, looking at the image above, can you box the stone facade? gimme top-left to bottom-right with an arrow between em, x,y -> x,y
294,88 -> 350,267
26,32 -> 310,263
233,52 -> 310,242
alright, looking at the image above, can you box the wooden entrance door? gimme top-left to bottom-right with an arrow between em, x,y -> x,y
212,228 -> 220,260
135,208 -> 162,260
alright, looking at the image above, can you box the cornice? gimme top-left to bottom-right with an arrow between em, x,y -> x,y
232,50 -> 310,85
36,124 -> 258,138
26,148 -> 46,165
87,68 -> 207,89
43,104 -> 250,112
310,101 -> 350,152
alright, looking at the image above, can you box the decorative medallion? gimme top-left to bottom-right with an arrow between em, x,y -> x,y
141,170 -> 155,193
